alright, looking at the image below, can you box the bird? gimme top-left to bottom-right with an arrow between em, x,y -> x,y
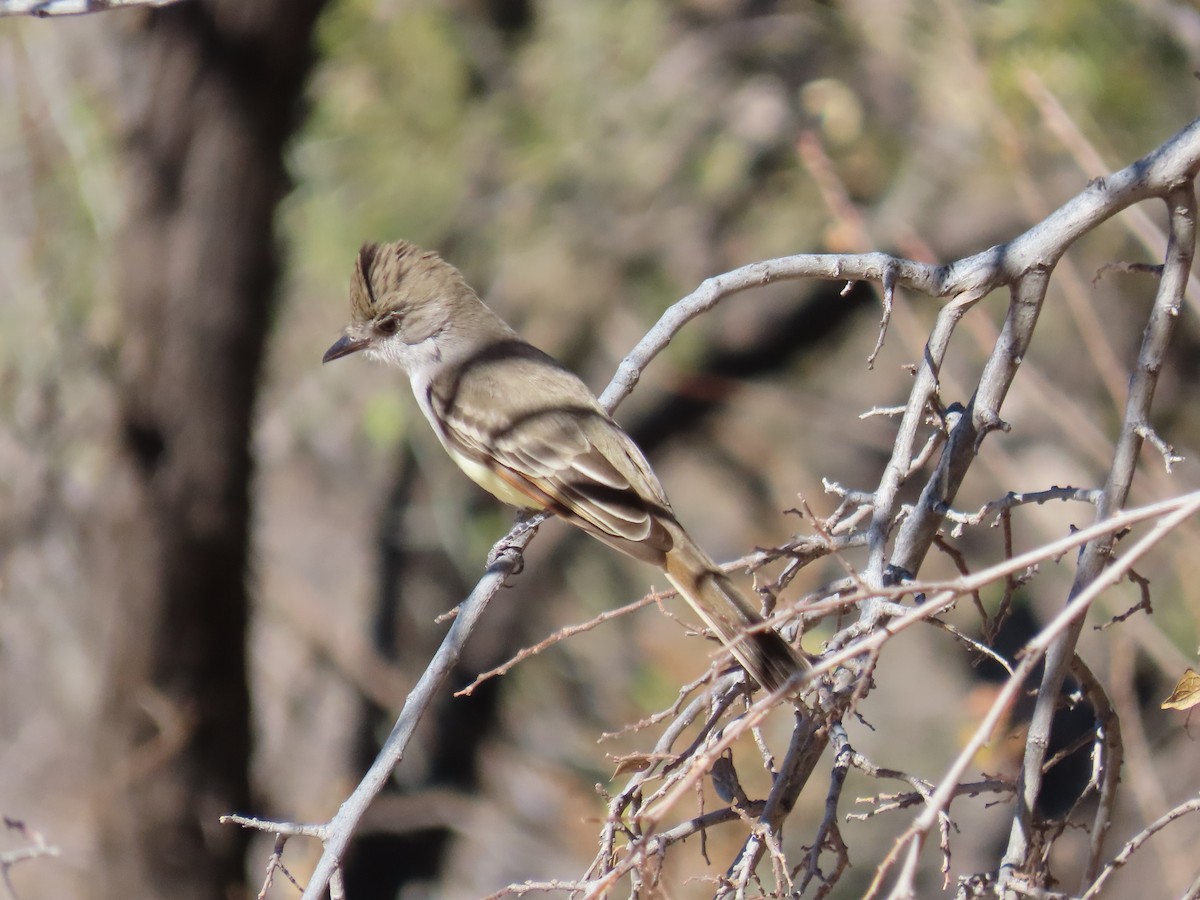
323,240 -> 806,692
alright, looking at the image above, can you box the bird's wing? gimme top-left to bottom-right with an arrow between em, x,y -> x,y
443,400 -> 675,559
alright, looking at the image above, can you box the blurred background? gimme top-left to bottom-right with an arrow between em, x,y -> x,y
2,0 -> 1200,897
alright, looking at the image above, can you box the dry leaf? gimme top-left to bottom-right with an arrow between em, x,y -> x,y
1161,668 -> 1200,711
611,753 -> 656,776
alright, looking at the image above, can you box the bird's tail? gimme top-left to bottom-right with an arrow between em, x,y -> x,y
661,522 -> 806,693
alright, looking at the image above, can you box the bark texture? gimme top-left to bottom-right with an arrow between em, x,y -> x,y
91,2 -> 325,896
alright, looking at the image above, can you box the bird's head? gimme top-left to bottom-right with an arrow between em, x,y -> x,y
322,240 -> 480,373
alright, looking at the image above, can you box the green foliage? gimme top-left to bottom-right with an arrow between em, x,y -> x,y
285,2 -> 473,272
983,0 -> 1190,154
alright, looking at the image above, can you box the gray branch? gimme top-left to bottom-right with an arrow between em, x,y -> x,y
290,116 -> 1200,898
0,0 -> 177,16
998,180 -> 1197,892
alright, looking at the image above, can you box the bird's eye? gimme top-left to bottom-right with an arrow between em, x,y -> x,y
375,315 -> 400,337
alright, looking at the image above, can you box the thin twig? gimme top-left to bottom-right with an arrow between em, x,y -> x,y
455,591 -> 660,696
797,723 -> 853,896
0,0 -> 177,15
0,819 -> 61,900
870,490 -> 1200,899
281,115 -> 1200,898
943,486 -> 1102,536
1079,796 -> 1200,900
999,181 -> 1197,889
1070,656 -> 1123,891
297,537 -> 534,900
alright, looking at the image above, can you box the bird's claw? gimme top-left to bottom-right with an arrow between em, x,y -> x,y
487,541 -> 526,574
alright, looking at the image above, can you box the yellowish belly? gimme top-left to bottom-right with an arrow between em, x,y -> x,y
447,445 -> 547,510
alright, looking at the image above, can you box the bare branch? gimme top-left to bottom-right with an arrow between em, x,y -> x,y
286,116 -> 1200,898
1135,423 -> 1184,472
868,491 -> 1200,898
943,485 -> 1102,535
455,590 -> 660,697
1000,181 -> 1198,888
0,0 -> 177,15
0,819 -> 60,900
1095,568 -> 1154,629
297,536 -> 534,900
1070,656 -> 1124,891
866,261 -> 898,369
1080,796 -> 1200,900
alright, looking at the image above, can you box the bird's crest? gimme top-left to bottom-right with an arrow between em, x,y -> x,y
348,240 -> 468,323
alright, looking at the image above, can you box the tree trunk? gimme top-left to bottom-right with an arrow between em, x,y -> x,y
91,2 -> 324,896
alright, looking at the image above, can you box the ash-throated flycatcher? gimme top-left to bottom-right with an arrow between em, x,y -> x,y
324,241 -> 805,692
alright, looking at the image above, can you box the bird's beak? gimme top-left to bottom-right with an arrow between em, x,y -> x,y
323,333 -> 370,364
